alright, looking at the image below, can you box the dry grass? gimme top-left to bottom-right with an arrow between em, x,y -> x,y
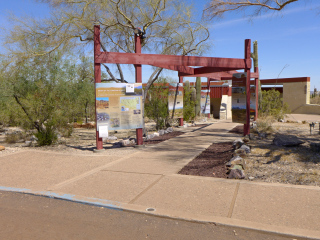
245,122 -> 320,186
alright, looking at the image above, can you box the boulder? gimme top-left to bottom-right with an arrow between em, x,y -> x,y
120,139 -> 131,147
166,127 -> 173,133
234,149 -> 247,158
158,130 -> 165,136
226,156 -> 246,169
233,138 -> 244,150
228,169 -> 245,179
273,134 -> 304,147
153,132 -> 160,137
147,134 -> 154,140
0,145 -> 5,151
239,144 -> 251,154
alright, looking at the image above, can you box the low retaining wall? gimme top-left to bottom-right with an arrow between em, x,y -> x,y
292,104 -> 320,114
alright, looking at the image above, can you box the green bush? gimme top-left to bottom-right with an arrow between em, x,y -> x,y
144,78 -> 169,130
5,132 -> 26,143
259,88 -> 290,120
183,84 -> 195,122
35,121 -> 58,146
255,116 -> 275,133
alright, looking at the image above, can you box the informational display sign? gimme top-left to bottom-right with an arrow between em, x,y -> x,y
231,73 -> 256,123
96,83 -> 143,130
200,89 -> 210,114
168,83 -> 183,118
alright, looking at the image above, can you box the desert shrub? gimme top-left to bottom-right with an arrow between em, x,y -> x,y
183,84 -> 195,122
255,116 -> 275,133
35,121 -> 58,146
259,88 -> 290,120
5,132 -> 26,143
59,124 -> 73,138
144,78 -> 169,130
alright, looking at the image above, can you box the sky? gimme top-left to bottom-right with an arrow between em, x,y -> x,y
1,0 -> 320,90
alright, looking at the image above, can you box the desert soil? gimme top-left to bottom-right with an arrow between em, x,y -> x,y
179,121 -> 320,186
1,121 -> 320,187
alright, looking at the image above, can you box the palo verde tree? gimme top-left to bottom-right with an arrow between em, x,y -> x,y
0,48 -> 96,145
4,0 -> 210,100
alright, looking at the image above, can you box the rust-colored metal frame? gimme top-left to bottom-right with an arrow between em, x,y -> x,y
94,25 -> 254,150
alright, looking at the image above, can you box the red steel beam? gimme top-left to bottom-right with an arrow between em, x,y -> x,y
152,65 -> 195,75
96,51 -> 250,69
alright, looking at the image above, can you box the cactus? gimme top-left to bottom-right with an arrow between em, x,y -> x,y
195,77 -> 201,116
191,87 -> 196,102
185,80 -> 190,92
251,40 -> 262,111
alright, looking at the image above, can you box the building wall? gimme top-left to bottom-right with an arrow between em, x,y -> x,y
283,81 -> 310,112
292,104 -> 320,114
211,98 -> 222,118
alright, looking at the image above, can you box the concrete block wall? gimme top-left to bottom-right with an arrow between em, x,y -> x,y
282,81 -> 310,112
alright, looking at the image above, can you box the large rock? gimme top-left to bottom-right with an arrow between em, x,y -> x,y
239,144 -> 251,154
228,169 -> 245,179
158,130 -> 165,136
273,134 -> 304,147
234,148 -> 247,158
120,139 -> 131,147
226,156 -> 246,169
166,127 -> 173,133
147,134 -> 154,140
233,138 -> 244,150
0,145 -> 5,151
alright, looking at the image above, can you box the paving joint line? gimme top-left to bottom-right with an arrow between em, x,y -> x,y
227,182 -> 240,218
100,169 -> 163,176
46,151 -> 143,191
128,175 -> 165,204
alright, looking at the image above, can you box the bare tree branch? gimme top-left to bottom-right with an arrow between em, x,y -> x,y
204,0 -> 299,18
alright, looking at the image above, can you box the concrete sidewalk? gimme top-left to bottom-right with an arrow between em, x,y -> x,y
0,120 -> 319,239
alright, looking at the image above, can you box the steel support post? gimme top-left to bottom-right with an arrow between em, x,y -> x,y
94,25 -> 103,150
244,39 -> 251,136
135,35 -> 143,145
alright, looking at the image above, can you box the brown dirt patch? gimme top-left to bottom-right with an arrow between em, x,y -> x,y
178,142 -> 233,178
228,125 -> 243,135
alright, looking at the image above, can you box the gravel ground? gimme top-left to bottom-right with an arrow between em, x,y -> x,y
244,121 -> 320,186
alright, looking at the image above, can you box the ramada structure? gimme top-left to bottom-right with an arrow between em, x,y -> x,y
94,24 -> 260,150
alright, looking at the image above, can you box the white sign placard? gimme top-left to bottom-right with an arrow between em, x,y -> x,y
126,84 -> 135,93
98,125 -> 109,138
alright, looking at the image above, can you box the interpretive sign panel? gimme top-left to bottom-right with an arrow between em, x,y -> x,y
96,83 -> 143,130
168,83 -> 183,118
232,73 -> 256,123
200,89 -> 210,114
